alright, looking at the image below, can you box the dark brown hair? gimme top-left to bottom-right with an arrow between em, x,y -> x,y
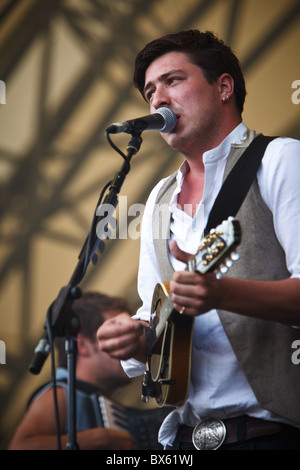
55,291 -> 132,367
134,29 -> 246,114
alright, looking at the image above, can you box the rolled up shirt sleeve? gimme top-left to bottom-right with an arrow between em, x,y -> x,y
258,137 -> 300,279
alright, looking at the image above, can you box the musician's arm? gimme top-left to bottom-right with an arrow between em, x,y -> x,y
215,275 -> 300,326
97,183 -> 163,368
8,386 -> 137,450
170,267 -> 300,327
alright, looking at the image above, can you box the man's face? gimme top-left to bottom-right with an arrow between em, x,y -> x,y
144,51 -> 222,156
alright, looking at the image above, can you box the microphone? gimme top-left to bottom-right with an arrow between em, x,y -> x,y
105,107 -> 177,134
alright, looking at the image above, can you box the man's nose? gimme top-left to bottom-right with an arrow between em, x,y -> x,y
152,86 -> 171,110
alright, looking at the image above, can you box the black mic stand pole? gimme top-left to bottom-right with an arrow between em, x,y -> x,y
29,131 -> 143,450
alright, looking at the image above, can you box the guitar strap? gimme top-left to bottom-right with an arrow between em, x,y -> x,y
204,134 -> 276,234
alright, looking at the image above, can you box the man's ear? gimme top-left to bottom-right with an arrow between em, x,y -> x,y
218,73 -> 234,101
77,333 -> 92,357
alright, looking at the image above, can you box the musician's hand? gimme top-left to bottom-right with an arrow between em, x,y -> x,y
169,240 -> 220,316
169,239 -> 194,264
97,312 -> 148,362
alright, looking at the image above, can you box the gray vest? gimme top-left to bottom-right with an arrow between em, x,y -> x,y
152,129 -> 300,424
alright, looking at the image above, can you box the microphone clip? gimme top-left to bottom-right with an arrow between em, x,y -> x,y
126,132 -> 143,157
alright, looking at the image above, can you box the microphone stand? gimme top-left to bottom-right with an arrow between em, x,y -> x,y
29,131 -> 143,450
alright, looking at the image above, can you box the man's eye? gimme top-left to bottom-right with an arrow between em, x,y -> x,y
146,91 -> 154,102
168,77 -> 180,85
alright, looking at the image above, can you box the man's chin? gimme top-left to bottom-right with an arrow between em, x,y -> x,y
164,132 -> 189,154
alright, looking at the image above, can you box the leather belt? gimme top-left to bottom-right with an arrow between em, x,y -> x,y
179,416 -> 283,450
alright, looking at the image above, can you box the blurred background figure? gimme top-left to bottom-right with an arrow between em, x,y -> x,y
8,291 -> 138,450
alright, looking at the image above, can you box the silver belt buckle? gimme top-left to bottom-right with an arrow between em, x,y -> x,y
192,418 -> 226,450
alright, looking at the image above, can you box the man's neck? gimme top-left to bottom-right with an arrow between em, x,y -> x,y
184,118 -> 242,171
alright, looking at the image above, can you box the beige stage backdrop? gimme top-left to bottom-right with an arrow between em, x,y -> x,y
0,0 -> 299,450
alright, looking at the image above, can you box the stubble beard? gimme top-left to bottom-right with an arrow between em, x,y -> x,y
169,112 -> 222,160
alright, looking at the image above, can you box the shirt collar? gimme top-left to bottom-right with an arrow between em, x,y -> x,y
177,122 -> 248,181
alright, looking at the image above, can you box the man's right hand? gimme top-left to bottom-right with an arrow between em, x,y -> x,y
97,313 -> 148,362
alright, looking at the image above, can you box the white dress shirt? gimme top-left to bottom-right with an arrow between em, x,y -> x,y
122,123 -> 300,448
